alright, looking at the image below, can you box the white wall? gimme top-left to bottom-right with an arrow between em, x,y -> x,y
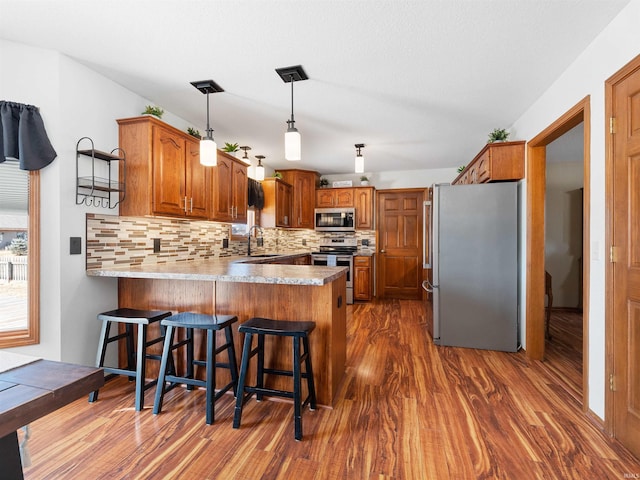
322,167 -> 458,189
510,0 -> 640,419
545,161 -> 584,308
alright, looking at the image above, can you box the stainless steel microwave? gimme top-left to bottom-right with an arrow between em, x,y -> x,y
314,208 -> 356,232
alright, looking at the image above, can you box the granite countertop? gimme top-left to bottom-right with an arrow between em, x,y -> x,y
86,252 -> 347,286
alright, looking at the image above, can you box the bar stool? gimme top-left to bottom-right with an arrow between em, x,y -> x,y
153,312 -> 239,425
89,308 -> 172,411
233,317 -> 317,441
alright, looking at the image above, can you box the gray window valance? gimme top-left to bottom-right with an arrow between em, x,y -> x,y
1,101 -> 57,171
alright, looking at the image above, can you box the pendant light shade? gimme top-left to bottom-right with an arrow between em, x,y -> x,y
285,127 -> 301,161
255,155 -> 265,181
276,65 -> 308,161
190,79 -> 224,167
355,143 -> 365,173
200,138 -> 217,166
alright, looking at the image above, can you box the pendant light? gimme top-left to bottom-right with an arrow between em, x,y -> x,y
240,145 -> 252,165
190,79 -> 224,167
355,143 -> 365,173
255,155 -> 266,181
276,65 -> 308,161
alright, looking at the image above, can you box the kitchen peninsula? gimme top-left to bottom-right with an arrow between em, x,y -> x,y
86,255 -> 347,407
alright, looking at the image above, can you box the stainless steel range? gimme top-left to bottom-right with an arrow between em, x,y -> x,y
310,238 -> 357,304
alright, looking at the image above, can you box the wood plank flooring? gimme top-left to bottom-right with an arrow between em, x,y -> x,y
22,299 -> 640,479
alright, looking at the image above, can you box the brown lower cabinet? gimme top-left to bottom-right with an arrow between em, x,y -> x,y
354,255 -> 373,301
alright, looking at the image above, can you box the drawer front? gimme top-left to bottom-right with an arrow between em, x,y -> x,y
354,256 -> 371,266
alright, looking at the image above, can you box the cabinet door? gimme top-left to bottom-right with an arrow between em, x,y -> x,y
354,256 -> 372,301
232,160 -> 248,223
185,138 -> 210,219
152,126 -> 187,216
292,172 -> 316,228
276,181 -> 292,226
335,188 -> 354,206
316,189 -> 335,207
210,156 -> 233,222
355,187 -> 374,229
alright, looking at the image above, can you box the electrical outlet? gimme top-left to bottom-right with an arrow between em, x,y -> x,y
222,238 -> 229,248
362,239 -> 369,246
153,238 -> 161,253
70,237 -> 81,255
302,238 -> 307,246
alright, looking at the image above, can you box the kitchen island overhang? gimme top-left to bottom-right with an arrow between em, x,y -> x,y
87,258 -> 348,407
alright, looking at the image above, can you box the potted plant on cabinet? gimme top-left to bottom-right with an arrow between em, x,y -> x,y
319,177 -> 329,188
187,127 -> 201,139
360,175 -> 369,186
141,105 -> 164,118
487,128 -> 510,143
222,142 -> 240,156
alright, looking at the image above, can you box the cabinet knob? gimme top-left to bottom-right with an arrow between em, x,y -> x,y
380,249 -> 385,253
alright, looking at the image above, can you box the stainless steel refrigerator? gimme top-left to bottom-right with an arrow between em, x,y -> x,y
424,182 -> 520,352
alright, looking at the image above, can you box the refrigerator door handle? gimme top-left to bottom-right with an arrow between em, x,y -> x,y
422,279 -> 437,292
423,200 -> 432,268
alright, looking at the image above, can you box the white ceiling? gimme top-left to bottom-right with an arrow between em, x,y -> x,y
0,0 -> 630,175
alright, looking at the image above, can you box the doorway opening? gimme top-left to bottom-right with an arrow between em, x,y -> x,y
543,122 -> 585,403
525,96 -> 590,411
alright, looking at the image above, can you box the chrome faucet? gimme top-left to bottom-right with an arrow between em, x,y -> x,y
247,225 -> 264,256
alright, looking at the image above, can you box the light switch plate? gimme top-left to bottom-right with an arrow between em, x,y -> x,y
70,237 -> 82,255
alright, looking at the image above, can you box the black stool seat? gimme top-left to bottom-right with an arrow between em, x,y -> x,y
162,312 -> 238,330
233,317 -> 317,440
89,308 -> 172,411
239,317 -> 316,337
153,312 -> 239,425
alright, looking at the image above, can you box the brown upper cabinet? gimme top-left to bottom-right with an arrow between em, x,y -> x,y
278,169 -> 319,229
354,187 -> 374,229
316,187 -> 354,207
315,186 -> 374,230
261,177 -> 293,228
452,140 -> 525,185
118,116 -> 210,218
209,153 -> 248,223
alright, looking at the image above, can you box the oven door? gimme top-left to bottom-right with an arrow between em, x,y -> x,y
311,254 -> 353,304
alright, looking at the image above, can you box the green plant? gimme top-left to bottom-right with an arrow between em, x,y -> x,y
187,127 -> 201,139
487,128 -> 510,143
222,142 -> 239,153
360,175 -> 369,182
274,171 -> 283,179
141,105 -> 164,118
319,177 -> 329,186
457,165 -> 466,173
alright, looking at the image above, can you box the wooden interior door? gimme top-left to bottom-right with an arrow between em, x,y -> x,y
376,189 -> 425,299
608,55 -> 640,459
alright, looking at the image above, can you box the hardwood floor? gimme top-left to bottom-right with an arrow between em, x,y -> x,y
22,299 -> 640,479
544,309 -> 584,403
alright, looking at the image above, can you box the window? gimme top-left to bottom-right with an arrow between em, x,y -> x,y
0,162 -> 39,347
231,209 -> 257,240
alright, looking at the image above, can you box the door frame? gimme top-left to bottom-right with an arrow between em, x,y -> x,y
604,53 -> 640,435
526,96 -> 590,409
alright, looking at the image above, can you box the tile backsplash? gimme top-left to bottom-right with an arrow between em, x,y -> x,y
86,214 -> 375,269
